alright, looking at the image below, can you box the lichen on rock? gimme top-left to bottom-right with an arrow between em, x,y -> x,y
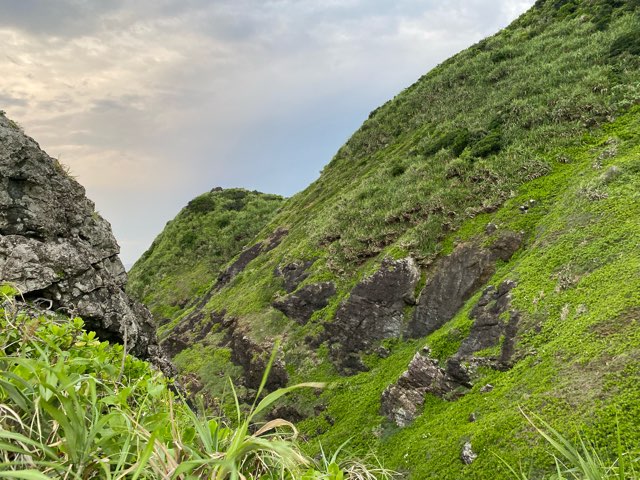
0,113 -> 173,375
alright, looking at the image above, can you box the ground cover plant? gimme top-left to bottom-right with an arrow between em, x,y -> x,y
126,1 -> 640,478
127,189 -> 284,323
0,286 -> 394,479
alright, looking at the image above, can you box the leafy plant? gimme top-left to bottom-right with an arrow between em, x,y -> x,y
0,293 -> 393,479
498,409 -> 639,480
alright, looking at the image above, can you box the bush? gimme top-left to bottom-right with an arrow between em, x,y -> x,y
610,30 -> 640,58
470,129 -> 503,158
0,291 -> 395,479
186,194 -> 217,214
423,128 -> 471,157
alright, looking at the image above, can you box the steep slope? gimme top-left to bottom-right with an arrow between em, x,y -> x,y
0,111 -> 173,375
137,1 -> 640,478
127,188 -> 284,323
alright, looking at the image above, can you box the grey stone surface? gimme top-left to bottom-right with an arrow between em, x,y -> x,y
457,279 -> 519,363
380,347 -> 468,427
0,112 -> 173,375
224,318 -> 289,391
275,259 -> 315,293
325,257 -> 420,372
461,441 -> 477,465
382,271 -> 522,427
408,232 -> 521,338
272,281 -> 336,325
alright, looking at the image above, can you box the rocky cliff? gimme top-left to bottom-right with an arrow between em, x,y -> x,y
0,112 -> 173,375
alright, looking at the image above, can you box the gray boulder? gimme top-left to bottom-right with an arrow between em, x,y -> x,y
0,112 -> 173,375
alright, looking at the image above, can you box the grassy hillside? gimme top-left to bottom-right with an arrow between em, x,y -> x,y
133,1 -> 640,478
0,286 -> 391,478
127,188 -> 284,322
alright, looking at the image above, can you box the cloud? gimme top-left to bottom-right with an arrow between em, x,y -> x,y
0,1 -> 124,37
0,0 -> 535,264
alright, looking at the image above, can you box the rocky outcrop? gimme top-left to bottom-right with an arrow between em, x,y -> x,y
166,306 -> 288,392
380,347 -> 470,427
408,232 -> 522,338
457,279 -> 520,366
165,227 -> 290,357
0,113 -> 173,375
275,260 -> 315,293
382,279 -> 521,426
227,324 -> 289,391
162,310 -> 224,358
216,227 -> 288,289
325,257 -> 420,372
272,282 -> 336,325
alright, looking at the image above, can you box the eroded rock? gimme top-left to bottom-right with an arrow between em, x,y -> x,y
461,442 -> 477,465
169,228 -> 289,356
228,327 -> 289,391
275,260 -> 315,293
272,282 -> 336,325
325,257 -> 420,372
383,279 -> 521,427
408,232 -> 521,338
216,227 -> 288,289
162,310 -> 224,358
457,279 -> 520,368
380,347 -> 469,427
0,113 -> 173,375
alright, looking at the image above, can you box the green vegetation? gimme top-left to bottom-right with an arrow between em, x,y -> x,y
0,287 -> 394,479
500,409 -> 638,479
296,106 -> 640,479
127,188 -> 284,322
130,1 -> 640,478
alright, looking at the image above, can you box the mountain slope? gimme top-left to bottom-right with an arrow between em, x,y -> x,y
127,188 -> 284,323
133,1 -> 640,478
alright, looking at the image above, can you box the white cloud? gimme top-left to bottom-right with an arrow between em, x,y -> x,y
0,0 -> 535,264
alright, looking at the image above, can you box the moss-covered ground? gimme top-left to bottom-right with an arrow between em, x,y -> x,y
127,188 -> 284,322
131,1 -> 640,477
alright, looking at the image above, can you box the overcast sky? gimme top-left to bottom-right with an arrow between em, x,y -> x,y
0,0 -> 534,266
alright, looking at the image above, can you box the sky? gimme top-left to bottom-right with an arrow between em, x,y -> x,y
0,0 -> 535,267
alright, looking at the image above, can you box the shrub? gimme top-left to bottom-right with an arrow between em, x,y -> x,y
423,128 -> 471,157
0,292 -> 395,479
186,194 -> 217,214
610,30 -> 640,58
470,129 -> 503,158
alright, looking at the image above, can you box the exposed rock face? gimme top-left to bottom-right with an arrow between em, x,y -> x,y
457,279 -> 520,365
226,324 -> 289,391
380,347 -> 469,427
162,310 -> 224,358
272,282 -> 336,325
275,260 -> 315,293
408,232 -> 521,338
382,279 -> 521,426
0,113 -> 173,375
216,227 -> 288,289
326,257 -> 420,372
165,307 -> 288,392
167,227 -> 290,357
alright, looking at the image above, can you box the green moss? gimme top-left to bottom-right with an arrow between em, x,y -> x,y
134,4 -> 640,478
127,188 -> 284,323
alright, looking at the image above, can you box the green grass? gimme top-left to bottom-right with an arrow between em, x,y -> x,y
127,188 -> 284,323
0,289 -> 394,479
130,1 -> 640,478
